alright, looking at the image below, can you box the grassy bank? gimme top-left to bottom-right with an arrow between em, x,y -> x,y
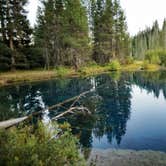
0,61 -> 161,87
0,68 -> 75,87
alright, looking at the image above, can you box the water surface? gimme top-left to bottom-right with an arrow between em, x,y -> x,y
0,71 -> 166,152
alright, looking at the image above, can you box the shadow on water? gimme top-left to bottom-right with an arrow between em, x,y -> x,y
0,71 -> 166,156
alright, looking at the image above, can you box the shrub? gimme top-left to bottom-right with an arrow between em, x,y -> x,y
108,60 -> 121,71
145,49 -> 166,66
86,61 -> 98,67
145,50 -> 161,64
158,50 -> 166,66
55,66 -> 69,77
0,122 -> 85,166
142,60 -> 150,70
125,56 -> 134,64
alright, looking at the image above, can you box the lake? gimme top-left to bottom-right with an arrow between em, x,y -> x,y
0,71 -> 166,152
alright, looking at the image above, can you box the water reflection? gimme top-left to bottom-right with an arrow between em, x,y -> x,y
0,71 -> 166,152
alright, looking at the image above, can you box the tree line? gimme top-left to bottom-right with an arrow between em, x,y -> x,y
1,0 -> 166,71
132,19 -> 166,65
0,0 -> 130,71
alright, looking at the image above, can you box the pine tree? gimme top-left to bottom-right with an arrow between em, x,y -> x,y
63,0 -> 89,69
0,0 -> 32,70
162,19 -> 166,49
91,0 -> 128,64
132,19 -> 166,60
35,0 -> 89,69
113,0 -> 129,59
0,0 -> 7,43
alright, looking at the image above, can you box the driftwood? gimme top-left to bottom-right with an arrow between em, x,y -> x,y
0,90 -> 92,129
0,116 -> 28,129
48,90 -> 91,110
52,106 -> 90,120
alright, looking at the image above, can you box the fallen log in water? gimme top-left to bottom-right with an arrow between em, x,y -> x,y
0,116 -> 28,129
0,90 -> 92,129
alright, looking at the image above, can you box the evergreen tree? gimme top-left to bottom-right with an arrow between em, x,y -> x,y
132,19 -> 166,60
0,0 -> 32,70
35,0 -> 89,69
161,19 -> 166,49
91,0 -> 129,64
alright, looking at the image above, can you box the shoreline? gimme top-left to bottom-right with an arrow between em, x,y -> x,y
0,63 -> 162,87
88,148 -> 166,166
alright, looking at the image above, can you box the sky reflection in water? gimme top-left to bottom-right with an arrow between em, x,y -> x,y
0,71 -> 166,152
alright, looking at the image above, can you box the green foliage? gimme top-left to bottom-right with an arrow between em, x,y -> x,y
108,60 -> 121,71
145,50 -> 161,64
0,122 -> 85,166
55,66 -> 70,77
145,49 -> 166,66
157,50 -> 166,66
0,43 -> 12,71
124,56 -> 134,64
86,61 -> 98,67
91,0 -> 129,64
132,19 -> 166,61
142,60 -> 150,70
35,0 -> 89,69
0,0 -> 32,70
21,47 -> 45,69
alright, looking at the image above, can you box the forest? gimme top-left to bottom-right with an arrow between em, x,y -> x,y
1,1 -> 166,165
1,0 -> 165,72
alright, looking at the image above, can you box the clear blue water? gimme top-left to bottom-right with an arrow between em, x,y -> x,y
0,71 -> 166,152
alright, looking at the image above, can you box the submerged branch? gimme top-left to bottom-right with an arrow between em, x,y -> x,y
0,90 -> 92,129
52,106 -> 90,120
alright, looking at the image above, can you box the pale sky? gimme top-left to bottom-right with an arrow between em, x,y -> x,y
27,0 -> 166,35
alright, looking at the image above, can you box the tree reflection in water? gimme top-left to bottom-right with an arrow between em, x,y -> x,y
0,71 -> 166,156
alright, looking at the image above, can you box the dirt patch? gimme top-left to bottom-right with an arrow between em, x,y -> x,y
88,149 -> 166,166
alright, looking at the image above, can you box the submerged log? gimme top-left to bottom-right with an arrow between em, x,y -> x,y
52,106 -> 90,120
0,90 -> 92,129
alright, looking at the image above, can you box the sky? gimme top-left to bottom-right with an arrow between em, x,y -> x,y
27,0 -> 166,35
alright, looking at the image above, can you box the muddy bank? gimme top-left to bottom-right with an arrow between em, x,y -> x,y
88,149 -> 166,166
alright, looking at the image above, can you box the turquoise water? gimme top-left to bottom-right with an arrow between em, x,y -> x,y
0,71 -> 166,151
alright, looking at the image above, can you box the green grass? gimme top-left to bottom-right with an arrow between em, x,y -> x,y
0,61 -> 162,86
108,60 -> 121,71
55,66 -> 74,77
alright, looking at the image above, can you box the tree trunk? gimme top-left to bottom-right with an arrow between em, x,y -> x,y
6,0 -> 15,70
9,35 -> 16,70
0,1 -> 6,43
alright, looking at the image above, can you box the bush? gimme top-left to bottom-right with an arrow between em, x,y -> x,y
86,61 -> 98,67
145,49 -> 166,66
0,122 -> 85,166
145,50 -> 161,64
125,56 -> 134,65
55,66 -> 69,77
158,50 -> 166,66
108,60 -> 121,71
142,60 -> 150,70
